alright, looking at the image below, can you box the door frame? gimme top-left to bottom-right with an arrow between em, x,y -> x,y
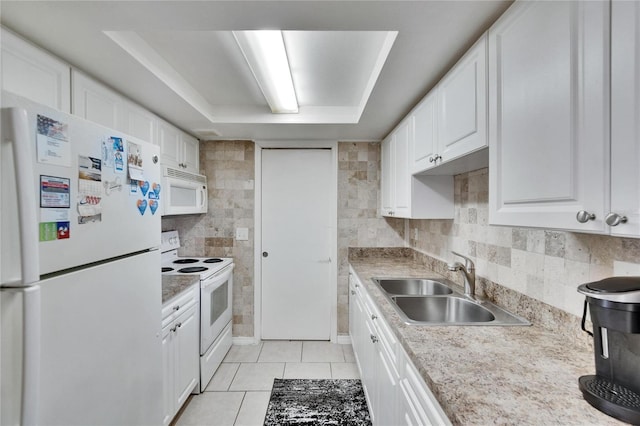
253,140 -> 338,343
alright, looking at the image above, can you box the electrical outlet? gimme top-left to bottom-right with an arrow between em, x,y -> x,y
235,227 -> 249,241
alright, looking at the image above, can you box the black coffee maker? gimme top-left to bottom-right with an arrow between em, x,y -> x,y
578,277 -> 640,424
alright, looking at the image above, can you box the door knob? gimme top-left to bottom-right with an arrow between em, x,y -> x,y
262,251 -> 269,258
576,210 -> 596,223
605,213 -> 628,227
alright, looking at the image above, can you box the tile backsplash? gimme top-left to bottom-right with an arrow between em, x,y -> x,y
164,142 -> 640,339
408,168 -> 640,318
162,140 -> 255,337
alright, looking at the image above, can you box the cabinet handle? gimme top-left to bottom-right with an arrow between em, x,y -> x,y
355,284 -> 359,288
173,305 -> 180,311
371,314 -> 378,320
176,322 -> 182,329
430,154 -> 442,163
605,213 -> 628,227
370,334 -> 378,343
351,290 -> 356,295
576,210 -> 596,223
170,326 -> 177,333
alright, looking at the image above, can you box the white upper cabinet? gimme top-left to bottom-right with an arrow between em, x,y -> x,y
409,33 -> 488,176
122,100 -> 158,145
393,120 -> 411,217
72,70 -> 123,130
381,135 -> 395,215
1,27 -> 71,112
381,121 -> 454,219
182,133 -> 200,172
436,34 -> 488,164
158,119 -> 200,173
610,0 -> 640,237
488,0 -> 610,233
410,92 -> 438,174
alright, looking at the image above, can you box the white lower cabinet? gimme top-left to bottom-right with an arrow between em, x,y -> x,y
349,268 -> 450,426
162,285 -> 200,426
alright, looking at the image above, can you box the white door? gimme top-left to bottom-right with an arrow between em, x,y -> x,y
262,149 -> 332,340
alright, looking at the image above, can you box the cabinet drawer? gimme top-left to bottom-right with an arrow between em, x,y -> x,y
162,284 -> 198,327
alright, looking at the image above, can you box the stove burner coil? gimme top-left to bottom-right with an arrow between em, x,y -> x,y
162,267 -> 174,272
203,258 -> 223,263
173,259 -> 199,264
178,266 -> 208,273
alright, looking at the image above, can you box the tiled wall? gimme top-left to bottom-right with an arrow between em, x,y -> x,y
162,140 -> 255,337
337,142 -> 405,334
408,168 -> 640,317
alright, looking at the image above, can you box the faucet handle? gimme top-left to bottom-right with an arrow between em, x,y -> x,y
451,251 -> 474,271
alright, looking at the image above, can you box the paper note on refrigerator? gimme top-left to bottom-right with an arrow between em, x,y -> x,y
127,141 -> 145,181
77,155 -> 103,224
36,115 -> 71,167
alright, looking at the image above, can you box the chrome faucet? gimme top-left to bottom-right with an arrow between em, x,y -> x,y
448,251 -> 476,299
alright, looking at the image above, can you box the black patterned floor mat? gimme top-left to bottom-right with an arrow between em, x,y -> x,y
263,378 -> 372,426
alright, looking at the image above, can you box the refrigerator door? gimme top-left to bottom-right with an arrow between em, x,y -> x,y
1,91 -> 161,279
2,250 -> 163,425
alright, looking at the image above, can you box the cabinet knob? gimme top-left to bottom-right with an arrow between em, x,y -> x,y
370,334 -> 378,343
576,210 -> 596,223
351,290 -> 356,296
605,213 -> 628,227
371,314 -> 378,320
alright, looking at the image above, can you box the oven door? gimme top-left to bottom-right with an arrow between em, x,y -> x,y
200,264 -> 233,354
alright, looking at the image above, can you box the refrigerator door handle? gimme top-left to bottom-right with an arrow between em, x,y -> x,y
6,107 -> 40,285
21,285 -> 41,426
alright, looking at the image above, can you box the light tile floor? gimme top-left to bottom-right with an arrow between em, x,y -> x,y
174,341 -> 360,426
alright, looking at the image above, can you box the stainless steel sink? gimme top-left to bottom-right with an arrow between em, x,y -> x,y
374,278 -> 453,296
393,296 -> 495,323
371,277 -> 530,326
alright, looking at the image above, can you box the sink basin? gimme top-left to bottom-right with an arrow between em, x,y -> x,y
374,278 -> 453,296
393,296 -> 495,323
370,277 -> 529,326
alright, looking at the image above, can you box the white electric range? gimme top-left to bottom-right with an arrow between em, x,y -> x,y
161,231 -> 234,392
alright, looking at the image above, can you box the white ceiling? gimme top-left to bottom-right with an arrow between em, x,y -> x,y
0,1 -> 512,142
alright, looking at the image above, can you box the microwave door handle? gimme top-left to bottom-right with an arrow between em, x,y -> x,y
200,187 -> 206,207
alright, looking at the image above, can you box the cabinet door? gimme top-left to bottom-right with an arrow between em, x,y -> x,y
489,1 -> 609,232
161,325 -> 175,426
411,92 -> 438,173
182,133 -> 200,172
374,341 -> 399,425
380,136 -> 395,216
393,121 -> 411,217
437,34 -> 487,162
72,70 -> 123,130
1,28 -> 71,112
610,0 -> 640,237
361,315 -> 377,423
158,120 -> 182,169
174,304 -> 199,409
122,100 -> 157,145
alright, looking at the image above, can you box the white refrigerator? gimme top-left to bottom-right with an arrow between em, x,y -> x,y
1,91 -> 164,425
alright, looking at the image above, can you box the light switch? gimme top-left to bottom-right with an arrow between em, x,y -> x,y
235,227 -> 249,241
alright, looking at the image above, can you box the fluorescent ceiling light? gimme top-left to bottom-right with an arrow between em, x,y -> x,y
233,30 -> 299,114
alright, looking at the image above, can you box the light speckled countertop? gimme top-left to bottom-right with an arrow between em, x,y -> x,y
349,253 -> 622,426
162,275 -> 199,305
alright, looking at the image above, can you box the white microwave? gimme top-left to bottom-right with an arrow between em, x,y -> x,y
162,166 -> 208,216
